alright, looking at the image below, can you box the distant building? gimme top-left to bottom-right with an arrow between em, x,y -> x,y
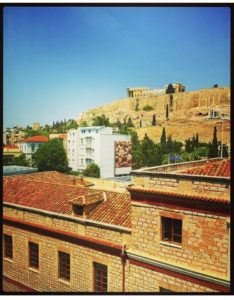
127,87 -> 150,98
19,136 -> 48,163
67,127 -> 132,178
172,83 -> 186,93
3,145 -> 22,165
32,123 -> 40,131
3,127 -> 25,146
49,133 -> 67,153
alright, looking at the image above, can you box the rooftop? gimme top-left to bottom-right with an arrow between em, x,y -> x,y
4,171 -> 93,187
179,159 -> 230,178
3,166 -> 38,176
132,158 -> 230,179
4,145 -> 20,149
20,135 -> 48,143
3,177 -> 131,228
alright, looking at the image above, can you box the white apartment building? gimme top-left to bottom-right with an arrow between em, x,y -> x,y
67,126 -> 132,178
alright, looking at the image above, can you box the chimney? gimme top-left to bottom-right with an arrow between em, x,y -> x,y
103,192 -> 107,202
72,176 -> 76,185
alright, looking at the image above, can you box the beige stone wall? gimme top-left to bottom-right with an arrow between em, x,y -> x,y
3,207 -> 130,245
126,263 -> 216,292
130,203 -> 229,279
132,175 -> 230,199
86,177 -> 131,193
3,224 -> 123,292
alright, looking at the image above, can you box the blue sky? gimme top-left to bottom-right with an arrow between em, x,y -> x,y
4,6 -> 230,128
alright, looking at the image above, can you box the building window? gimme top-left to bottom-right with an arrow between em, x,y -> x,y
29,242 -> 39,269
4,234 -> 13,259
58,251 -> 70,281
161,217 -> 182,244
31,144 -> 35,152
94,262 -> 108,292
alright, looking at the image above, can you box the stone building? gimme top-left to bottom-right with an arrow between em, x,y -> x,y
3,159 -> 230,293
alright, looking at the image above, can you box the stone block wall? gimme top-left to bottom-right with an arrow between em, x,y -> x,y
132,175 -> 230,199
130,203 -> 229,279
3,224 -> 123,292
126,263 -> 216,292
3,207 -> 129,245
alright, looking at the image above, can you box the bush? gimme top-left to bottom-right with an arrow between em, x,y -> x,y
143,105 -> 153,111
83,163 -> 100,178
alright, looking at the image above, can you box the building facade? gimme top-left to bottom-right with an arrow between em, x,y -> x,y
19,136 -> 49,163
67,127 -> 132,178
3,159 -> 230,293
3,127 -> 26,146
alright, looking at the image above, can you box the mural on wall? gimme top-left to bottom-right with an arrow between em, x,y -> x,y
115,141 -> 132,168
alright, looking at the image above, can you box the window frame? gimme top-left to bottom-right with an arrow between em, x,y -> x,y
58,251 -> 70,282
161,216 -> 182,245
93,262 -> 108,292
28,241 -> 39,269
4,234 -> 13,259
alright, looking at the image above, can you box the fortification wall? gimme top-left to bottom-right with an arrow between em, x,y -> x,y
78,87 -> 230,125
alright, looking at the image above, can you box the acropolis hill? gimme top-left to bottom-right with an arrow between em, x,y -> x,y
77,86 -> 230,146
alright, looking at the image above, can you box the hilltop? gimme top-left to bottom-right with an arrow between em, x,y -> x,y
77,87 -> 230,145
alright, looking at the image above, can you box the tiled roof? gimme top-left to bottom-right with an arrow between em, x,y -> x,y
59,134 -> 66,139
70,191 -> 105,206
127,186 -> 230,204
179,159 -> 230,177
3,177 -> 131,228
19,135 -> 48,143
4,171 -> 93,187
4,145 -> 20,149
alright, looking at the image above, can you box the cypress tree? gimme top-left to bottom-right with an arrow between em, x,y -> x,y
166,104 -> 169,120
152,114 -> 156,126
160,127 -> 167,153
208,126 -> 219,158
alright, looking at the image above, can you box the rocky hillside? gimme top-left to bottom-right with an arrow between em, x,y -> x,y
77,87 -> 230,145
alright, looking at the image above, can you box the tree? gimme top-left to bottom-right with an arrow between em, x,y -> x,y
33,138 -> 68,172
143,105 -> 153,111
152,114 -> 156,126
14,153 -> 29,166
166,83 -> 175,94
83,163 -> 100,178
195,133 -> 199,148
208,126 -> 219,158
79,121 -> 88,127
92,114 -> 110,127
185,138 -> 192,153
135,99 -> 139,111
127,117 -> 134,127
141,134 -> 156,166
213,84 -> 218,88
160,127 -> 167,153
166,104 -> 169,120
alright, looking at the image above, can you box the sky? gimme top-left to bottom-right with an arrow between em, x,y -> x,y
3,6 -> 230,128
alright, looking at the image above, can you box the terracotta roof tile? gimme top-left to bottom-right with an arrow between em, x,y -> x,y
179,159 -> 230,177
19,135 -> 48,143
4,171 -> 93,187
127,186 -> 229,204
4,145 -> 20,149
3,177 -> 131,228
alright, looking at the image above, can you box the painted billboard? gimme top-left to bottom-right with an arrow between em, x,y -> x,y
115,141 -> 132,168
